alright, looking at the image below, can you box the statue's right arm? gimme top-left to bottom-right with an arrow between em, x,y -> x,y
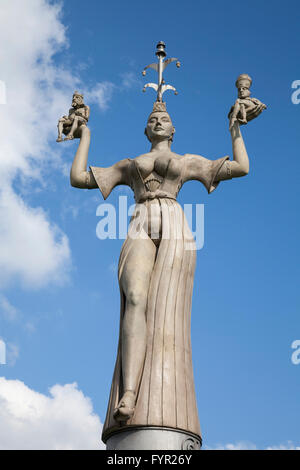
70,126 -> 98,189
70,126 -> 131,197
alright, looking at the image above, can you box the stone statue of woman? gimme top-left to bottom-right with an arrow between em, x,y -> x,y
67,42 -> 265,450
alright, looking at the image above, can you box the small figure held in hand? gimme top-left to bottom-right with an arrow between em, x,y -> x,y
56,91 -> 90,142
229,74 -> 266,130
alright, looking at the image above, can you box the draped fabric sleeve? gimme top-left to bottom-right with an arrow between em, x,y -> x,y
90,158 -> 131,200
182,154 -> 230,194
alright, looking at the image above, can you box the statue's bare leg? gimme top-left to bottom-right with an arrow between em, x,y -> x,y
114,233 -> 156,421
65,116 -> 79,140
56,119 -> 65,142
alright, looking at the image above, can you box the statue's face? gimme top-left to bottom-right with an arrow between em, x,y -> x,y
72,95 -> 83,107
238,86 -> 250,99
146,112 -> 174,142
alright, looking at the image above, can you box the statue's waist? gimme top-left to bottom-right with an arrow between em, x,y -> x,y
136,190 -> 177,203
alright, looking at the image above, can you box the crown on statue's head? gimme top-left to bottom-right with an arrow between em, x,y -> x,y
152,101 -> 167,113
73,90 -> 84,99
147,101 -> 169,121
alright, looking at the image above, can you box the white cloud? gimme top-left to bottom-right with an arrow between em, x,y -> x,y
204,441 -> 257,450
6,343 -> 20,366
0,0 -> 118,289
205,441 -> 300,450
0,294 -> 18,321
266,442 -> 300,450
0,0 -> 73,288
0,188 -> 70,288
0,378 -> 104,450
83,72 -> 141,112
0,338 -> 19,366
121,71 -> 141,90
0,375 -> 298,451
0,293 -> 38,335
0,0 -> 69,180
84,82 -> 116,111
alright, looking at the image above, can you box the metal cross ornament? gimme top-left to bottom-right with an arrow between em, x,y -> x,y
142,41 -> 181,102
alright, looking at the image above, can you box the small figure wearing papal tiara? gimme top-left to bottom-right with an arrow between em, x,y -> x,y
56,91 -> 90,142
229,74 -> 266,130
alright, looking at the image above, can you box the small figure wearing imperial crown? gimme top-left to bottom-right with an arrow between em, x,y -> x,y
56,91 -> 90,142
229,74 -> 266,130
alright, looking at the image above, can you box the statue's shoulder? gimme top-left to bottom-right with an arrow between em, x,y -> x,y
133,152 -> 153,162
183,154 -> 213,175
114,157 -> 132,168
184,153 -> 207,162
170,152 -> 184,160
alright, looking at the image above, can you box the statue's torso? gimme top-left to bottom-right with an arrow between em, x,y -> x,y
69,106 -> 88,120
128,152 -> 184,244
130,151 -> 185,206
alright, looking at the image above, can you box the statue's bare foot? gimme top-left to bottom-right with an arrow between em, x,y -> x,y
113,391 -> 136,422
64,134 -> 74,141
56,136 -> 63,142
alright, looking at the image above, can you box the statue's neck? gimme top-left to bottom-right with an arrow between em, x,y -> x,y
150,140 -> 171,153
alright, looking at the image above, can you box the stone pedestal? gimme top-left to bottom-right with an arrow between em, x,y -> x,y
105,426 -> 202,450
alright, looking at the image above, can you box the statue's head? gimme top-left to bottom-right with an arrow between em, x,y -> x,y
145,102 -> 175,146
236,74 -> 252,99
72,91 -> 84,108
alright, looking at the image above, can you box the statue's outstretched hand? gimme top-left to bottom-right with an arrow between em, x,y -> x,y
246,102 -> 267,122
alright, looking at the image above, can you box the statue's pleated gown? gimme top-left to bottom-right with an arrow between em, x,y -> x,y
102,199 -> 200,442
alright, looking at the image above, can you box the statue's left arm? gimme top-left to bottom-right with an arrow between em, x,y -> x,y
183,121 -> 249,194
214,120 -> 249,182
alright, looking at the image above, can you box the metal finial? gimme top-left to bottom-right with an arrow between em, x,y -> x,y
142,41 -> 181,102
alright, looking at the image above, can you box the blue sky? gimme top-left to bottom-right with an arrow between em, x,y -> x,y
0,0 -> 299,450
